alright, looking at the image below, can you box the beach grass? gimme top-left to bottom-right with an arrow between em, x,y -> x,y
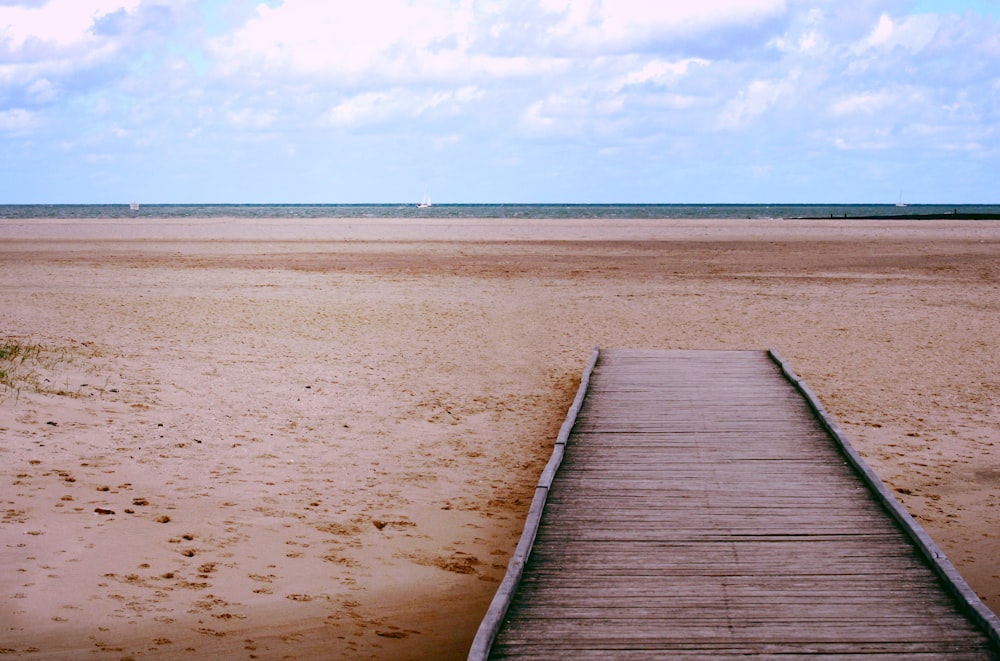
0,338 -> 45,395
0,337 -> 86,400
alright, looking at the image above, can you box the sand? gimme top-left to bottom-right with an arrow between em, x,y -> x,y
1,217 -> 998,659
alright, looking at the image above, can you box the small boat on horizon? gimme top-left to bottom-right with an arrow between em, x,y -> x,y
896,191 -> 906,207
417,193 -> 432,209
129,201 -> 140,211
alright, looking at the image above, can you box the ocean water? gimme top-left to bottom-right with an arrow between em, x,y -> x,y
1,203 -> 998,220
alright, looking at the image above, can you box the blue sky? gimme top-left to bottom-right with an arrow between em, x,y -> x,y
1,0 -> 997,203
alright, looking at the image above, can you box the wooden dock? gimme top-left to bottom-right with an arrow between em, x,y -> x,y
471,349 -> 1000,659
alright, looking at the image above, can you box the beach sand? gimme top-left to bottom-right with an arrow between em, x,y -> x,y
2,217 -> 998,659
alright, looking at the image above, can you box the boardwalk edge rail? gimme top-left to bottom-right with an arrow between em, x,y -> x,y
467,347 -> 600,661
768,347 -> 1000,649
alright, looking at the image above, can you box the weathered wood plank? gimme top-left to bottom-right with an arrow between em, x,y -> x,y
471,349 -> 1000,660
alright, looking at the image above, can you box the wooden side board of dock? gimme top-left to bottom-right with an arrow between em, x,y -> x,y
470,349 -> 1000,659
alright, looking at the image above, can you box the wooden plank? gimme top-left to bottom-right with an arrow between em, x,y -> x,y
470,349 -> 1000,660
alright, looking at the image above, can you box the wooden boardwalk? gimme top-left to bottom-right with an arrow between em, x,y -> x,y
471,349 -> 1000,659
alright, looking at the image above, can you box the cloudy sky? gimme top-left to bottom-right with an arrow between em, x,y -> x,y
1,0 -> 997,203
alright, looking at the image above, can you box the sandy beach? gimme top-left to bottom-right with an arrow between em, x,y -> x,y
2,217 -> 999,659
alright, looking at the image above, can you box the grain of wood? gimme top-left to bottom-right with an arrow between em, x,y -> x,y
475,349 -> 1000,659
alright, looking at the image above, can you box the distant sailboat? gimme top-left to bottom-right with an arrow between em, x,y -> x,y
417,193 -> 432,209
129,201 -> 140,211
896,191 -> 906,207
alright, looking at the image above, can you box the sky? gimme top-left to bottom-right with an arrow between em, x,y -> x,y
0,0 -> 997,204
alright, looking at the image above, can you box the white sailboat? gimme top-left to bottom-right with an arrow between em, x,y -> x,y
416,193 -> 432,209
896,191 -> 906,207
129,201 -> 140,211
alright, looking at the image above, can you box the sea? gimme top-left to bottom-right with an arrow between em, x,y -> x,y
1,203 -> 998,220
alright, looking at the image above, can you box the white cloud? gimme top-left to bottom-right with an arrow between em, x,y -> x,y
2,1 -> 998,203
0,107 -> 39,132
325,91 -> 395,127
770,8 -> 826,56
0,0 -> 154,92
324,86 -> 483,127
857,12 -> 940,52
26,77 -> 55,103
200,1 -> 794,143
651,93 -> 707,110
831,90 -> 895,115
617,58 -> 710,90
226,108 -> 276,130
0,0 -> 141,49
832,136 -> 891,151
938,140 -> 983,152
208,1 -> 487,84
92,96 -> 112,116
208,0 -> 782,86
84,151 -> 114,164
868,13 -> 895,46
519,93 -> 583,134
604,0 -> 786,29
831,124 -> 895,151
543,0 -> 787,50
718,76 -> 797,129
432,133 -> 462,151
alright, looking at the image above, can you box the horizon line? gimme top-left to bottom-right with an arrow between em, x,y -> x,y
3,202 -> 998,207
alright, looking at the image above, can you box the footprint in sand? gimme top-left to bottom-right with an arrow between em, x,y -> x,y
371,519 -> 416,531
376,627 -> 421,639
